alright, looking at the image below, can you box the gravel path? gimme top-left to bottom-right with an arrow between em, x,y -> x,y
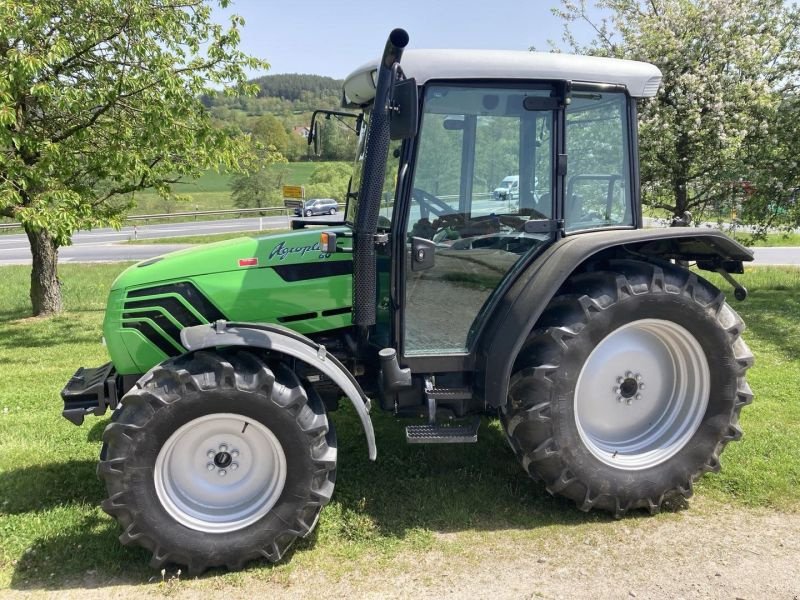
5,500 -> 797,599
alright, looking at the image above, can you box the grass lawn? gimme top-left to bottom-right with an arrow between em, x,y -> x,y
0,264 -> 798,591
126,163 -> 347,216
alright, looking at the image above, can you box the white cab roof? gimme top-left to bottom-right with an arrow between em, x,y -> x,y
343,49 -> 662,107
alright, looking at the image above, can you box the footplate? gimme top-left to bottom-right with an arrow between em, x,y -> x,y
405,419 -> 480,444
61,363 -> 118,426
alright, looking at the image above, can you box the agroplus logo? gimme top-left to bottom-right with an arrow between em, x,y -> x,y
268,240 -> 331,261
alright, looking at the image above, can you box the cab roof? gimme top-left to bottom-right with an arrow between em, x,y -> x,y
342,49 -> 662,107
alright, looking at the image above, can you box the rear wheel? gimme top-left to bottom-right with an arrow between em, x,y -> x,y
501,259 -> 753,516
99,348 -> 336,573
329,207 -> 336,215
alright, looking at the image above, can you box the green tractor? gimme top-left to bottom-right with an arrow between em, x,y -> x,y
62,29 -> 754,573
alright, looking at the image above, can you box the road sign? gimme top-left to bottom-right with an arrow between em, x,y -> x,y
283,185 -> 304,199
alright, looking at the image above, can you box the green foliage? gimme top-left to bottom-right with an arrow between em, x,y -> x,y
553,0 -> 800,226
306,162 -> 353,202
0,0 -> 266,244
231,163 -> 289,210
252,114 -> 290,155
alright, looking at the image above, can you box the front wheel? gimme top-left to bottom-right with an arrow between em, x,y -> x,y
99,348 -> 336,573
329,207 -> 336,215
502,259 -> 753,516
305,209 -> 312,217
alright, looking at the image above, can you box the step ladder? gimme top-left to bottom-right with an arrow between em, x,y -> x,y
405,378 -> 479,444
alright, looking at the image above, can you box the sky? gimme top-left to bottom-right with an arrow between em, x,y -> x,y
212,0 -> 598,80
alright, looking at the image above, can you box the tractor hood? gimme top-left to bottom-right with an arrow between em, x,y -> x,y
104,226 -> 355,375
111,227 -> 349,291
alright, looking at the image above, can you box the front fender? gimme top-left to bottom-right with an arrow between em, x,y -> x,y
180,321 -> 377,460
478,228 -> 753,408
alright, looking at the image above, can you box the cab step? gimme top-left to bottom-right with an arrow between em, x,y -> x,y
406,418 -> 480,444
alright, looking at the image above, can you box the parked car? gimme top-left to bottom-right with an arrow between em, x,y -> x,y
295,198 -> 339,217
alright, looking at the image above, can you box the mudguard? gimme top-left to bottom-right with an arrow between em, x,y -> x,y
180,320 -> 377,460
478,228 -> 754,408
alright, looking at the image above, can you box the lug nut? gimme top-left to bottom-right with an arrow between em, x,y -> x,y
207,450 -> 215,459
626,398 -> 633,405
206,463 -> 215,471
625,371 -> 633,379
616,396 -> 623,403
218,469 -> 227,477
219,444 -> 228,453
635,374 -> 642,382
617,377 -> 624,384
639,383 -> 645,390
231,450 -> 239,458
613,386 -> 620,394
635,394 -> 642,401
230,463 -> 239,471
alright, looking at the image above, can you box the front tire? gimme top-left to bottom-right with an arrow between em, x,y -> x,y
99,348 -> 336,573
502,259 -> 753,516
305,209 -> 313,217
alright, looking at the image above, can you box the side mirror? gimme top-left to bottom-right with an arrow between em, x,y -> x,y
308,121 -> 322,156
389,77 -> 418,140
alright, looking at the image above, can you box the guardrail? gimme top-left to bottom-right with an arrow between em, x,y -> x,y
0,204 -> 346,232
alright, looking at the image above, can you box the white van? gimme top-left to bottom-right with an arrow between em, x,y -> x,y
493,175 -> 519,200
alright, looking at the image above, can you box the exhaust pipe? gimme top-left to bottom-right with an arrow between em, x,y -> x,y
352,29 -> 409,333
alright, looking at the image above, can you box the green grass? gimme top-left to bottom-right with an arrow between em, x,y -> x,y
729,231 -> 800,247
127,163 -> 346,216
0,264 -> 798,590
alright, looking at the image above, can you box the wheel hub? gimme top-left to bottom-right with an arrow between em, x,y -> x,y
574,319 -> 710,470
154,413 -> 287,533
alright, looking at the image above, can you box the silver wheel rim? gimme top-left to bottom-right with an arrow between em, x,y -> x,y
574,318 -> 710,470
154,412 -> 287,533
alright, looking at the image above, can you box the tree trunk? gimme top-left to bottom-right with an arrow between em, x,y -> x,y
25,226 -> 63,316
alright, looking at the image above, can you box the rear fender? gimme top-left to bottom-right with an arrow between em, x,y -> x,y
181,321 -> 377,460
478,228 -> 753,408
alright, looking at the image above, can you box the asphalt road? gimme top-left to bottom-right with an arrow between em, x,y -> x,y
0,215 -> 338,265
1,217 -> 798,266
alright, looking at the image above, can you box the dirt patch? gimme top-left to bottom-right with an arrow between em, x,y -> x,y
4,499 -> 798,599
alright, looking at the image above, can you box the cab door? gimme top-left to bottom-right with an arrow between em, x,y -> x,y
397,84 -> 560,360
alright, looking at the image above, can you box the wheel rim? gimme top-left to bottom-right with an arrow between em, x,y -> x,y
574,318 -> 710,470
154,412 -> 287,533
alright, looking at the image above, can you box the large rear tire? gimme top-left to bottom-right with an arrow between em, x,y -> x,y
99,348 -> 336,573
501,259 -> 753,516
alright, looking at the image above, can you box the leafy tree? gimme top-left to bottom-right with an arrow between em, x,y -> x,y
230,146 -> 288,209
552,0 -> 800,223
0,0 -> 265,315
306,162 -> 353,202
252,114 -> 289,154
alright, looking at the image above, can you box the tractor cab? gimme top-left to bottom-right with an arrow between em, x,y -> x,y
327,45 -> 661,397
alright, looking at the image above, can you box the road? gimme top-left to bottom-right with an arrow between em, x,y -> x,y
1,217 -> 799,265
0,215 -> 336,265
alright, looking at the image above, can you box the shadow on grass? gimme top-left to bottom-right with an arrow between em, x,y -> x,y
0,316 -> 100,350
7,407 -> 685,591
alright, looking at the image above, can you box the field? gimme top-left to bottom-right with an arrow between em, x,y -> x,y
0,264 -> 798,596
127,162 -> 346,216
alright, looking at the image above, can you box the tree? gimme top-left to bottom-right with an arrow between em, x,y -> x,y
0,0 -> 265,315
305,162 -> 353,202
230,145 -> 288,209
252,114 -> 289,155
552,0 -> 800,222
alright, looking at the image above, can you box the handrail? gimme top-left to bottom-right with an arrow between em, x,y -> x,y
0,204 -> 346,231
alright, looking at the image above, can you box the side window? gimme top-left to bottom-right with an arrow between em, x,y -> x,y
565,92 -> 631,231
